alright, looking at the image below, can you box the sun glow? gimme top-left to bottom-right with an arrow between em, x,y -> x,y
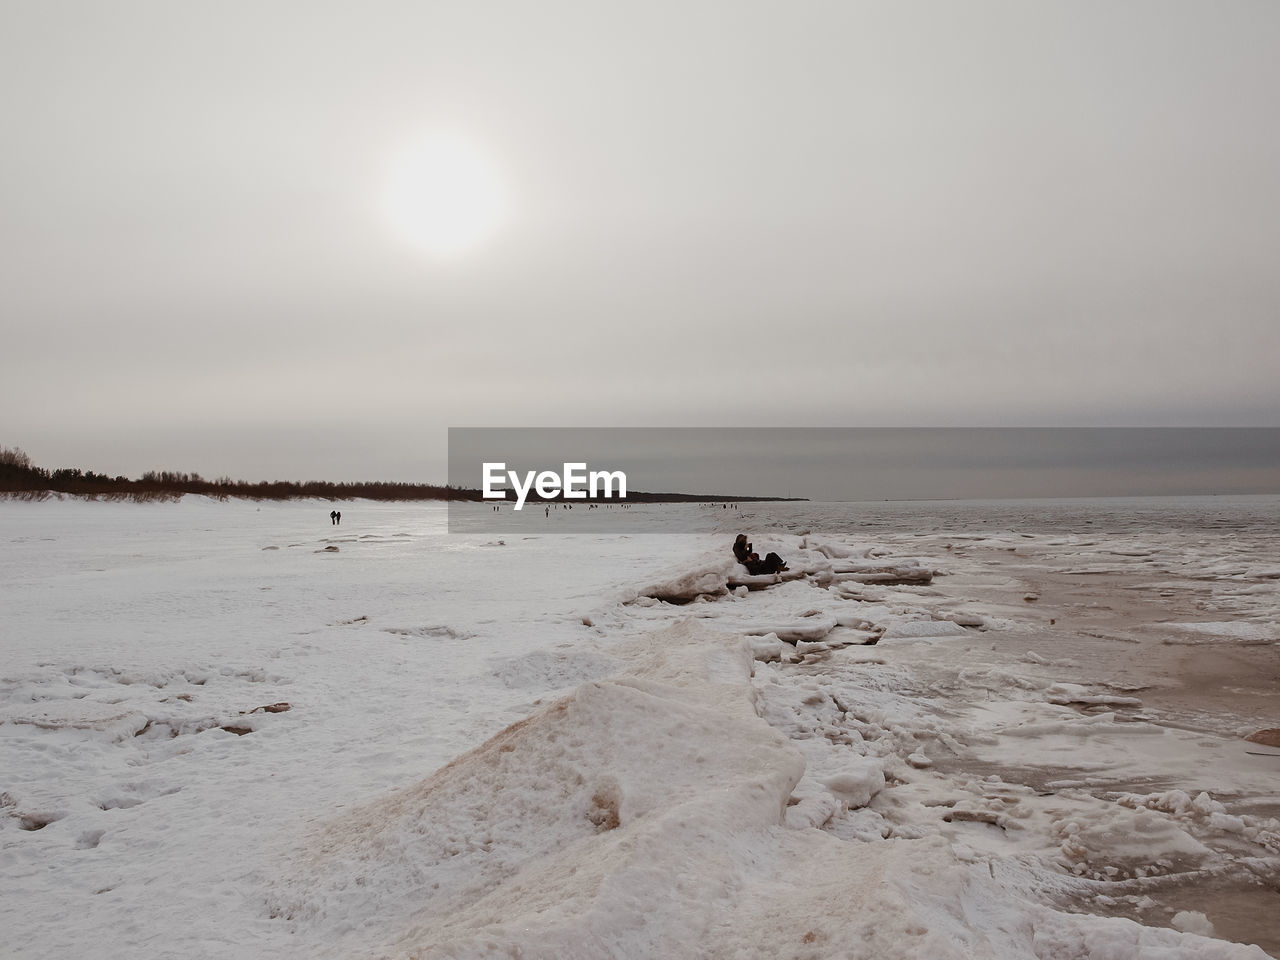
382,133 -> 507,257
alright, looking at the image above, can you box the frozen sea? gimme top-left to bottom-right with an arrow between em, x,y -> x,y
2,495 -> 1278,959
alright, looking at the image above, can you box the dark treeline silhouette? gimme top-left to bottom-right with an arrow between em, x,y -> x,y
0,447 -> 805,504
0,447 -> 470,502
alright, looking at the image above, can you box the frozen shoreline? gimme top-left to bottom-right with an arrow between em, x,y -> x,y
2,498 -> 1278,958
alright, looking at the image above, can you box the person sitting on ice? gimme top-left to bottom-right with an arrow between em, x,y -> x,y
732,534 -> 788,575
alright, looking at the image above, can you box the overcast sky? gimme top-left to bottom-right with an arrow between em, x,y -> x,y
3,1 -> 1278,484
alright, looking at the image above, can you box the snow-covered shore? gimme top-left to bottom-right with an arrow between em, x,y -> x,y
2,497 -> 1278,958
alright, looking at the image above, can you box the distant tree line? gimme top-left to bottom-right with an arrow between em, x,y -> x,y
0,446 -> 805,504
0,447 -> 471,502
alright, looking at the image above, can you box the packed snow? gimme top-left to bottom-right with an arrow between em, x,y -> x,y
2,495 -> 1278,958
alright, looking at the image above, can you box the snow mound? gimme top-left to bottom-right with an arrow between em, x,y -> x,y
274,621 -> 805,956
0,701 -> 149,741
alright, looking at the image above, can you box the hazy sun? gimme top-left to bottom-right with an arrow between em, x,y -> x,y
382,133 -> 507,257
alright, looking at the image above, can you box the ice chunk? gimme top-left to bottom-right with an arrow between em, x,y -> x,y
635,559 -> 731,603
1047,683 -> 1143,708
746,633 -> 788,663
1160,621 -> 1279,645
880,620 -> 969,640
821,758 -> 885,808
1171,910 -> 1216,937
739,616 -> 837,644
830,559 -> 935,585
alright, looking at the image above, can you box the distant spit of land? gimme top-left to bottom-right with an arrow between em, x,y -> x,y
0,448 -> 804,505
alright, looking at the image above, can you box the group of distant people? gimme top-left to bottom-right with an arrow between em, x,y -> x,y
485,502 -> 634,516
733,534 -> 787,575
329,510 -> 342,525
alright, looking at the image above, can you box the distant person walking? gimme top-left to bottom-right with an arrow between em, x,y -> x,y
330,510 -> 337,525
336,511 -> 341,525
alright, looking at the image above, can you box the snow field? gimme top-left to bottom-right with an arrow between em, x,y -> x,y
2,497 -> 1278,958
